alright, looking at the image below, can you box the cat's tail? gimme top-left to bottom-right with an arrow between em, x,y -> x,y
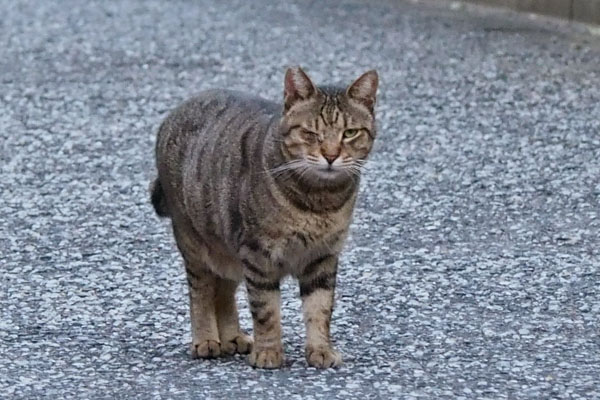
150,178 -> 170,218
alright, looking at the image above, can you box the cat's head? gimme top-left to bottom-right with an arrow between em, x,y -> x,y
277,67 -> 378,187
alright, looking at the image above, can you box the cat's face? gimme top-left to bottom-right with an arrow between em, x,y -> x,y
278,68 -> 378,187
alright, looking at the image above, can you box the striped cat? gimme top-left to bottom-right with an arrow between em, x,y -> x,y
151,67 -> 378,369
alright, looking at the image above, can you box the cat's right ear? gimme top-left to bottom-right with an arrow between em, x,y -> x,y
284,67 -> 317,113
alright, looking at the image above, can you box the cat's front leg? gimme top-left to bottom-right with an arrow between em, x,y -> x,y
298,254 -> 342,368
241,242 -> 284,369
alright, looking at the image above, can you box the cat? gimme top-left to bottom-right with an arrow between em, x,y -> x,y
151,67 -> 378,369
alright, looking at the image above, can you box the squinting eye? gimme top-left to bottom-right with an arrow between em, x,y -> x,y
302,129 -> 321,141
343,129 -> 359,139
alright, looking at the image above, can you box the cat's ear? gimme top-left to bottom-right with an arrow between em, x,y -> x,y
284,67 -> 317,112
346,70 -> 379,112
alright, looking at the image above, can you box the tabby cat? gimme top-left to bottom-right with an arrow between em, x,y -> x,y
151,67 -> 378,369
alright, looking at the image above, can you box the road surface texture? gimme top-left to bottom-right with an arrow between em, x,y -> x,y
1,0 -> 599,398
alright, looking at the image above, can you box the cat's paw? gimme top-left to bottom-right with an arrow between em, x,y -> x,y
221,334 -> 253,355
305,345 -> 342,369
191,340 -> 221,359
247,347 -> 284,369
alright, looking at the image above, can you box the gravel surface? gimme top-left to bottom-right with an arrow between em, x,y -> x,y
1,0 -> 599,398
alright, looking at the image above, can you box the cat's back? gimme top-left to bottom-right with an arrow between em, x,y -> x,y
156,89 -> 278,158
179,89 -> 280,121
156,88 -> 279,186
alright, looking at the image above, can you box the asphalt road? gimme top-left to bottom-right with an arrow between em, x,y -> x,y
1,0 -> 599,398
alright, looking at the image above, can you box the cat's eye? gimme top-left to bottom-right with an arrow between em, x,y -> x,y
302,129 -> 321,142
343,129 -> 360,139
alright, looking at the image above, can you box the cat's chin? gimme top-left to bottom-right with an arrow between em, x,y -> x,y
305,167 -> 355,188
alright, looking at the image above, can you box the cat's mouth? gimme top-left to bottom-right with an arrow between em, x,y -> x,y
283,158 -> 357,186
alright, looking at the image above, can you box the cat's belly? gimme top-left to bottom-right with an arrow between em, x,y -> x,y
206,242 -> 245,282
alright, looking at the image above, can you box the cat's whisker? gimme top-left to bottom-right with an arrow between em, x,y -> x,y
344,168 -> 361,178
342,163 -> 363,176
350,160 -> 379,172
357,159 -> 380,167
297,165 -> 312,181
340,163 -> 362,173
275,165 -> 309,185
271,169 -> 293,179
267,160 -> 313,182
264,160 -> 306,175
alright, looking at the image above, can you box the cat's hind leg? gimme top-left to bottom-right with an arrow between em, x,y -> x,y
185,262 -> 222,358
172,221 -> 222,358
214,277 -> 253,355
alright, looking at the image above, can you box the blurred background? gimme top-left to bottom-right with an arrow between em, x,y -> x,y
457,0 -> 600,25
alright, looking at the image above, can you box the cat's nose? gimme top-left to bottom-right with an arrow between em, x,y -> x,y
323,154 -> 338,164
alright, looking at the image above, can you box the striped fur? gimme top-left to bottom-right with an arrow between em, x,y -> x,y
152,67 -> 378,369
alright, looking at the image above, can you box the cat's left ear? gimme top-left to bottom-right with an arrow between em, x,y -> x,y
346,70 -> 379,113
284,66 -> 318,112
